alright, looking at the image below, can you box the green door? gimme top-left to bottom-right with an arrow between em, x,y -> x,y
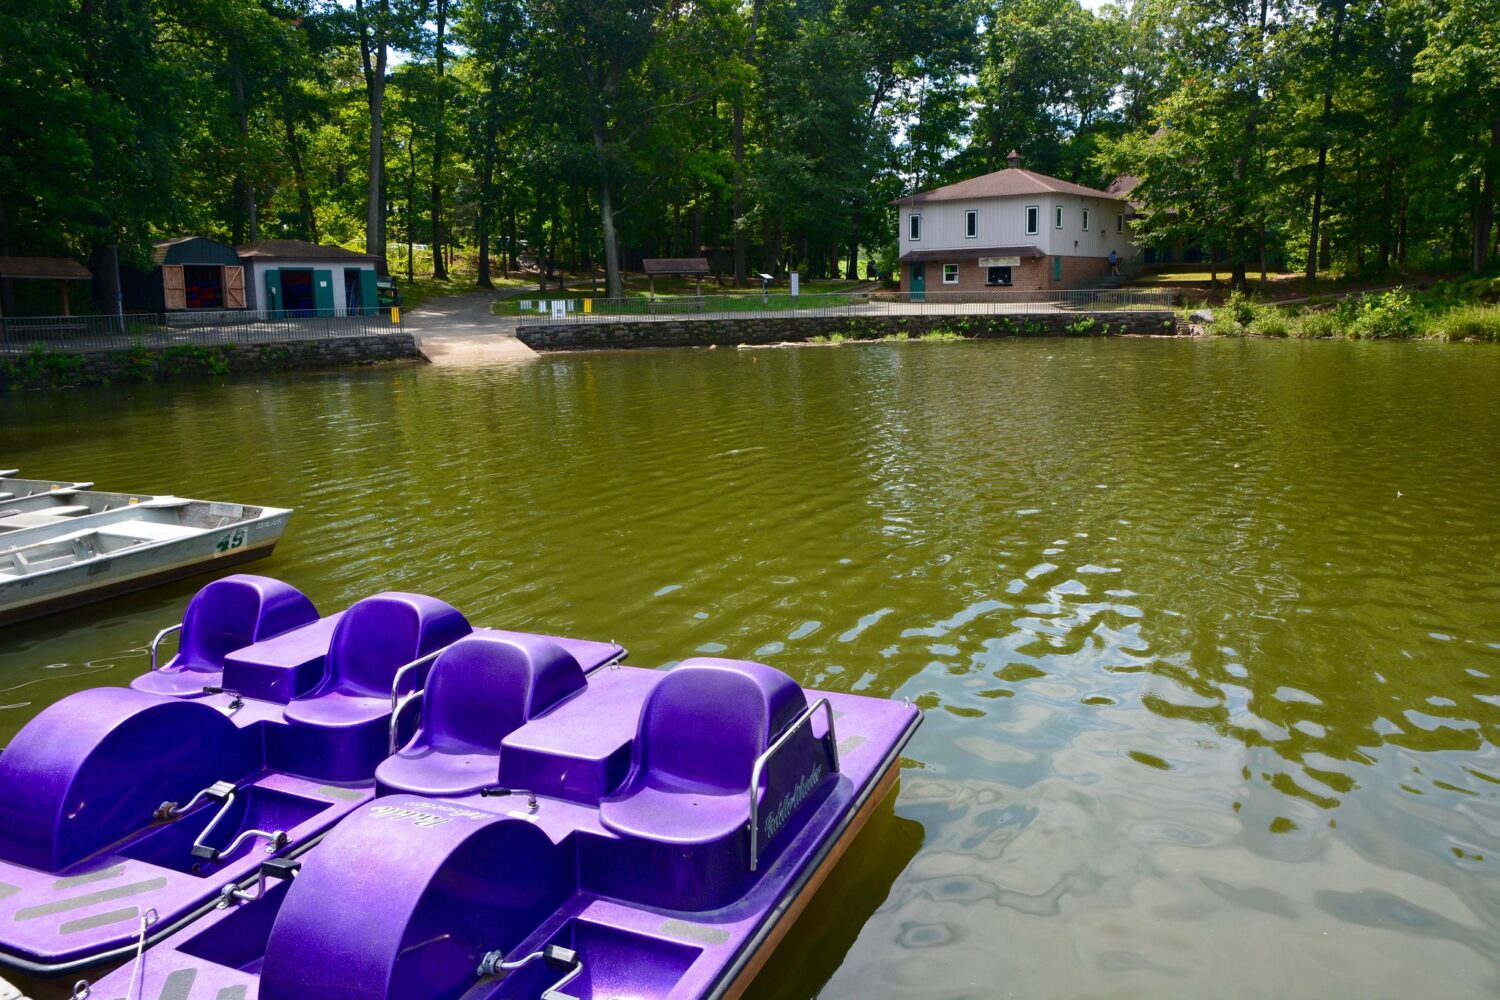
264,268 -> 283,319
313,269 -> 334,316
911,262 -> 926,302
359,269 -> 378,316
1052,255 -> 1063,283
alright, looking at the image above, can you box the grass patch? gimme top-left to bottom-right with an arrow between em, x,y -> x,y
1422,304 -> 1500,342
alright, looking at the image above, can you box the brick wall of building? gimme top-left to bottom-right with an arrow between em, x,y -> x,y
898,254 -> 1112,294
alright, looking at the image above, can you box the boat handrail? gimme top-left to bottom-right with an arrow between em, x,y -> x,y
388,691 -> 424,755
148,623 -> 183,671
389,649 -> 445,712
747,698 -> 839,872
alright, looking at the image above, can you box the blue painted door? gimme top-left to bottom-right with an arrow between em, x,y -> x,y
911,262 -> 926,302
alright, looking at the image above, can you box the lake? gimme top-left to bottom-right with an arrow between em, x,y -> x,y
3,337 -> 1499,998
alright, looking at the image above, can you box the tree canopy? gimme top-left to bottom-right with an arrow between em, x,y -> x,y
2,0 -> 1496,308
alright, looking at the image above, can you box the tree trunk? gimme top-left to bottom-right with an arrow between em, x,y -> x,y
1474,116 -> 1499,273
591,113 -> 624,299
476,111 -> 497,289
282,92 -> 318,243
1305,0 -> 1347,283
429,0 -> 448,280
0,192 -> 12,316
406,128 -> 416,282
731,0 -> 766,288
356,0 -> 389,257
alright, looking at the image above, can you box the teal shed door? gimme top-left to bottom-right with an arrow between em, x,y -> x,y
264,268 -> 283,319
314,269 -> 334,315
911,262 -> 926,302
359,269 -> 377,316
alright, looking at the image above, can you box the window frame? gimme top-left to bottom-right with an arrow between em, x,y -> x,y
1025,205 -> 1040,236
909,213 -> 922,242
1082,208 -> 1091,232
1117,213 -> 1124,234
942,263 -> 960,285
965,209 -> 978,239
986,265 -> 1012,287
1055,206 -> 1064,230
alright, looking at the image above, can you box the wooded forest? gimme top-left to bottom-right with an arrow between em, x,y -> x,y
2,0 -> 1497,304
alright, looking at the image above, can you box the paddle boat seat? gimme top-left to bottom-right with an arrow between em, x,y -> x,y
598,659 -> 807,846
376,635 -> 587,797
274,593 -> 471,782
132,575 -> 319,697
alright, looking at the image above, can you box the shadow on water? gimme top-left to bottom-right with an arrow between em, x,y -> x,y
741,785 -> 925,1000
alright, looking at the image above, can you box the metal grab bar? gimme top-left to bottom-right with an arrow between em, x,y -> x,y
388,691 -> 424,755
389,649 -> 445,712
747,698 -> 839,872
149,623 -> 183,670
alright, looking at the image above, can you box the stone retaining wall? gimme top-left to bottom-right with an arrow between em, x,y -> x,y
0,333 -> 424,390
517,311 -> 1180,352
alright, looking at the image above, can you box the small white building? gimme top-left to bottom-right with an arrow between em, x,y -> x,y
893,151 -> 1139,295
236,240 -> 383,317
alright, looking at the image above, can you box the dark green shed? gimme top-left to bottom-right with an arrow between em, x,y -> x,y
122,237 -> 246,312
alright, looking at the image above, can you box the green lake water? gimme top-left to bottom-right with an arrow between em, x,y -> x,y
3,337 -> 1499,998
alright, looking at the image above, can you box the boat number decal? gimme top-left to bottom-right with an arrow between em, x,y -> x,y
214,528 -> 248,555
763,762 -> 823,840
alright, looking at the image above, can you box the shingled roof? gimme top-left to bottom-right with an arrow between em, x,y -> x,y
894,152 -> 1121,205
236,240 -> 381,262
0,256 -> 92,280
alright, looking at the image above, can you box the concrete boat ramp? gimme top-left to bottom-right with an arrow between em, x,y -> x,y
405,292 -> 537,365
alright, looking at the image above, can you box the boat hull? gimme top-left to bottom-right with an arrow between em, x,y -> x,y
0,510 -> 290,626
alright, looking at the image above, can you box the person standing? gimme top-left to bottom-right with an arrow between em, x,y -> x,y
1108,250 -> 1119,276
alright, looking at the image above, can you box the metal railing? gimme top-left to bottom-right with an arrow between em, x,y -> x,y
515,288 -> 1174,326
0,307 -> 401,354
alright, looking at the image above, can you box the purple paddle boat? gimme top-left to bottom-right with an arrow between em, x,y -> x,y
0,575 -> 625,987
1,576 -> 921,1000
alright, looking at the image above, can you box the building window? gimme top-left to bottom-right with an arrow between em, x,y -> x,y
909,214 -> 921,241
1055,206 -> 1064,229
986,266 -> 1012,286
1117,213 -> 1124,234
965,210 -> 978,239
1025,205 -> 1039,235
943,264 -> 959,284
1082,208 -> 1091,231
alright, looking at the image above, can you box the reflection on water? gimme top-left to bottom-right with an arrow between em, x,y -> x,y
3,338 -> 1499,998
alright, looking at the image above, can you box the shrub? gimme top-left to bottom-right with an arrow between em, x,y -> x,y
1065,316 -> 1099,335
1224,290 -> 1258,327
1290,309 -> 1342,339
1351,289 -> 1419,339
1248,309 -> 1289,337
1210,313 -> 1245,337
